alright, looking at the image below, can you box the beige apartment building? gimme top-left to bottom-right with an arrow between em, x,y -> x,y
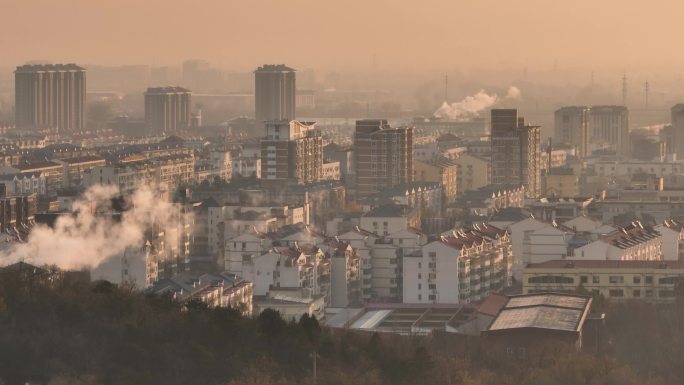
524,260 -> 684,303
414,157 -> 458,204
452,153 -> 490,196
260,120 -> 322,185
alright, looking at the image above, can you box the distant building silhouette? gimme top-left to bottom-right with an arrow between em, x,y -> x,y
255,65 -> 296,131
490,109 -> 541,198
671,104 -> 684,159
554,106 -> 589,158
144,86 -> 192,134
15,63 -> 86,132
354,119 -> 414,197
590,105 -> 629,156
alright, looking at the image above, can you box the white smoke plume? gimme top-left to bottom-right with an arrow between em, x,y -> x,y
433,86 -> 522,121
1,184 -> 183,270
505,86 -> 522,100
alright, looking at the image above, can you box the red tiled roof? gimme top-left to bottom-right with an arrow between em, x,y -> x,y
476,293 -> 508,316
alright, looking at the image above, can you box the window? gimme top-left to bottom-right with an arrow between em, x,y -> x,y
418,284 -> 422,290
428,262 -> 436,269
659,290 -> 676,298
633,276 -> 641,284
418,294 -> 422,300
609,276 -> 624,284
429,252 -> 436,259
428,284 -> 436,290
428,294 -> 436,301
645,276 -> 653,284
646,289 -> 654,297
633,290 -> 641,297
580,276 -> 588,284
528,275 -> 574,284
659,276 -> 680,285
609,289 -> 624,297
593,276 -> 600,284
418,273 -> 422,279
418,262 -> 422,268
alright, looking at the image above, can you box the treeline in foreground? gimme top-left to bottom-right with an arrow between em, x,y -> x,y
0,270 -> 682,385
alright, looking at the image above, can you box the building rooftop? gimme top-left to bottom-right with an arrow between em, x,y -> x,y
363,203 -> 414,218
487,293 -> 591,333
255,64 -> 296,72
488,207 -> 532,222
600,221 -> 660,249
16,63 -> 85,72
145,86 -> 191,94
326,303 -> 474,335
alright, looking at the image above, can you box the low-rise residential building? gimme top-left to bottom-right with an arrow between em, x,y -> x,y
570,221 -> 662,261
0,161 -> 63,195
655,219 -> 684,261
0,173 -> 47,196
414,157 -> 458,204
524,260 -> 684,303
232,157 -> 261,179
84,154 -> 195,194
453,184 -> 525,218
453,153 -> 490,196
542,167 -> 579,198
360,204 -> 420,236
527,197 -> 593,223
322,161 -> 341,181
254,287 -> 326,321
147,271 -> 253,315
323,238 -> 361,307
403,224 -> 513,304
57,155 -> 106,189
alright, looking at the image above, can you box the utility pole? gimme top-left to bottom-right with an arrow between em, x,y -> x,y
311,351 -> 318,385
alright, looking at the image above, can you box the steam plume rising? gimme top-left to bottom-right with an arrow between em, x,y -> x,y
433,86 -> 522,121
1,184 -> 182,270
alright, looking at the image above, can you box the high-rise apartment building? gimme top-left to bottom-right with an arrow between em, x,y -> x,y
255,65 -> 296,130
554,106 -> 589,157
260,120 -> 322,184
671,104 -> 684,159
354,119 -> 414,198
490,109 -> 541,198
590,105 -> 629,156
144,87 -> 192,134
15,64 -> 86,132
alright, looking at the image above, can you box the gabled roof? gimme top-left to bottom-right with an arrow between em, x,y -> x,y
487,293 -> 591,333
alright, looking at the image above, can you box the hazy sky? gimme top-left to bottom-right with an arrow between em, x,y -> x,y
2,0 -> 683,72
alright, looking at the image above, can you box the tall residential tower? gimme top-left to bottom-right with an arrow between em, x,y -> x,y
590,105 -> 629,156
554,106 -> 589,158
354,119 -> 414,198
255,65 -> 296,130
490,109 -> 541,198
260,120 -> 322,185
144,86 -> 192,134
15,64 -> 86,132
